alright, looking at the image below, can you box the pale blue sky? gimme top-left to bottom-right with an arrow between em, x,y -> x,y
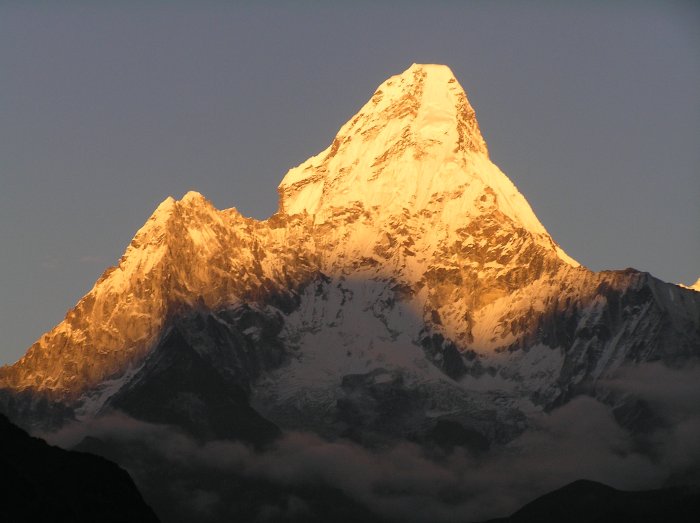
1,1 -> 698,364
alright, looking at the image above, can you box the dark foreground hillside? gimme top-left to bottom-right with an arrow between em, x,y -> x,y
0,413 -> 159,523
484,479 -> 700,523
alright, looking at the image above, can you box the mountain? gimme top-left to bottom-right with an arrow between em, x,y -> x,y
483,479 -> 700,523
0,412 -> 158,522
2,63 -> 697,436
0,63 -> 699,521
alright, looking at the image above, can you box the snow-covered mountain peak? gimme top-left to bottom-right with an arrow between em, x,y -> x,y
135,191 -> 220,239
278,64 -> 577,269
149,195 -> 176,220
180,190 -> 209,206
4,62 -> 700,451
0,64 -> 582,402
278,63 -> 491,221
393,63 -> 486,151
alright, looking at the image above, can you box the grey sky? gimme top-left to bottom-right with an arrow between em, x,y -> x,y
1,1 -> 698,365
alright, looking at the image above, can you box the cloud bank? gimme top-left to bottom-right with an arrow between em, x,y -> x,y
49,362 -> 700,522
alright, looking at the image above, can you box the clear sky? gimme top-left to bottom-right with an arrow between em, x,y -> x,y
1,1 -> 698,365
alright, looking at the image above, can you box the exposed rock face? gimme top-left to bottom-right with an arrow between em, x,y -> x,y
1,64 -> 699,445
0,194 -> 316,401
105,323 -> 281,445
0,413 -> 159,522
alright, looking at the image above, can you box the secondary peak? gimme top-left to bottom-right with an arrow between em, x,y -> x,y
180,190 -> 207,204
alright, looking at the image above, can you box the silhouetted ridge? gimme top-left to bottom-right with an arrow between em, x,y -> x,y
483,479 -> 700,523
0,413 -> 159,522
